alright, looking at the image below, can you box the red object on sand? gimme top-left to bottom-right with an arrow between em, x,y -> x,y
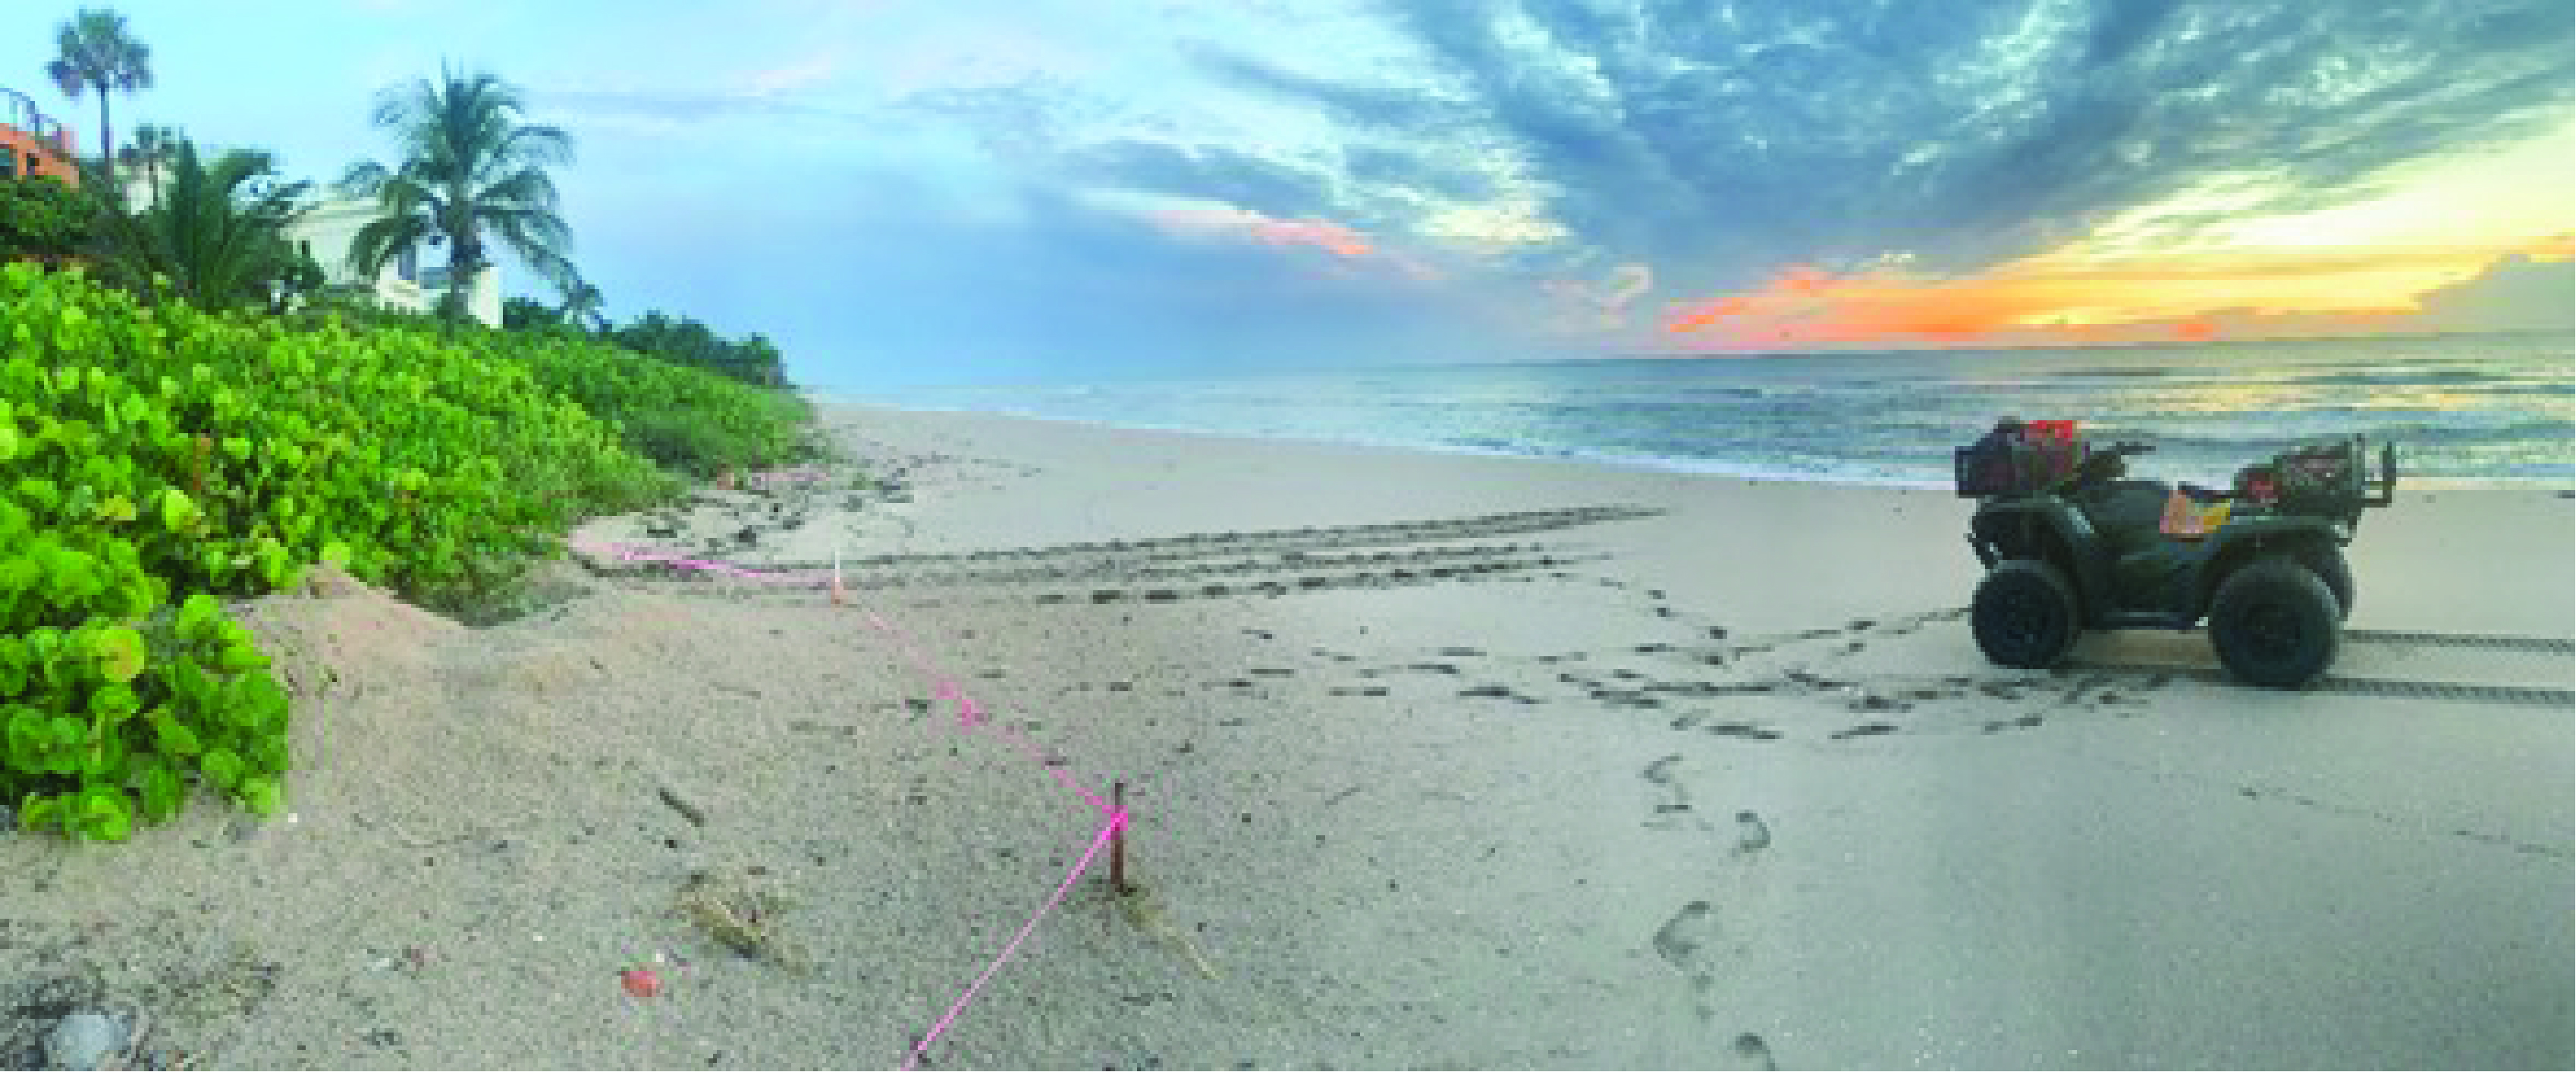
620,967 -> 662,998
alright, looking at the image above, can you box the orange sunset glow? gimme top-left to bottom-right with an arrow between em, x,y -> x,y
1654,120 -> 2574,351
1661,233 -> 2574,349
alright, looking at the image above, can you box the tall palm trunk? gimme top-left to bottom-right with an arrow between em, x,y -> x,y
446,230 -> 482,322
94,93 -> 113,186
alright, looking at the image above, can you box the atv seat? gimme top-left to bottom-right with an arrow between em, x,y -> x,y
2078,479 -> 2176,553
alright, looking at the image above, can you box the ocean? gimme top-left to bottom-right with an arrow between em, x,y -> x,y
817,332 -> 2574,491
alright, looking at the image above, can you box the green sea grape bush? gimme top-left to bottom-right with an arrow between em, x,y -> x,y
0,263 -> 826,840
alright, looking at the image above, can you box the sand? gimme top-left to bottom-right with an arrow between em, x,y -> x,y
0,402 -> 2568,1070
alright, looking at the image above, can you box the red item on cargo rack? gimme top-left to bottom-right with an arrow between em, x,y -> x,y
2028,420 -> 2078,442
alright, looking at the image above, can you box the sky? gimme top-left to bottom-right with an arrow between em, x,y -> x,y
2,0 -> 2570,388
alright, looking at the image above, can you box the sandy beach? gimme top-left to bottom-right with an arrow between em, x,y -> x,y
2,401 -> 2568,1070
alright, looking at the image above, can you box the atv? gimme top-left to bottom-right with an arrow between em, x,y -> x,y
1955,420 -> 2397,688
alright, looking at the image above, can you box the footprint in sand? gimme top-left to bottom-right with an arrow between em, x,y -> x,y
1588,690 -> 1665,710
1733,811 -> 1771,857
1640,755 -> 1701,829
1643,754 -> 1681,787
1733,1033 -> 1780,1071
1651,900 -> 1726,1004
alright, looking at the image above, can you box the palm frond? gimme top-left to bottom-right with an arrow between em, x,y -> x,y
339,159 -> 393,199
45,57 -> 85,98
347,212 -> 433,281
114,137 -> 309,309
489,123 -> 574,172
475,168 -> 562,213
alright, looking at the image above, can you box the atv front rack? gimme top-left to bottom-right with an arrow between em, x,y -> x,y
1955,434 -> 2086,498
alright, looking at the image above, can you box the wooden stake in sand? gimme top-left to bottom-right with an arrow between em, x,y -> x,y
1111,781 -> 1132,895
1107,784 -> 1220,980
830,551 -> 848,606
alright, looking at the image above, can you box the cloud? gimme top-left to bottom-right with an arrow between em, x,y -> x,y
1067,140 -> 1343,222
746,49 -> 845,95
537,0 -> 2571,385
532,83 -> 887,133
582,165 -> 1537,387
1178,0 -> 2574,300
1543,262 -> 1655,333
1149,206 -> 1375,256
2408,253 -> 2576,331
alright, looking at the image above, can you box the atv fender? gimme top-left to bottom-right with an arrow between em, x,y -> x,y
2191,517 -> 2348,618
1968,498 -> 2119,625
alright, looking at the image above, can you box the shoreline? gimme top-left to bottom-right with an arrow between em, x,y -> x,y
797,391 -> 2576,495
0,401 -> 2565,1070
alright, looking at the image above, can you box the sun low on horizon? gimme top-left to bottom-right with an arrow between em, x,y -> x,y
6,0 -> 2568,383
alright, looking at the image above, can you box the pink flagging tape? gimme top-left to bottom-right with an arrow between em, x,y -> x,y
564,519 -> 1125,1065
902,811 -> 1126,1072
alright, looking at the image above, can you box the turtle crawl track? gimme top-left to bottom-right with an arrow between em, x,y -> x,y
596,505 -> 1663,600
2063,664 -> 2575,709
2069,628 -> 2576,708
2342,630 -> 2576,656
590,500 -> 2572,708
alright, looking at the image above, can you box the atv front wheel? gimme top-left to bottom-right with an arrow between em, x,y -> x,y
1971,560 -> 2081,670
2208,558 -> 2342,688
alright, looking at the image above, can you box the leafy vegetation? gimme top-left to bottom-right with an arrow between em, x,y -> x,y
607,310 -> 790,388
0,175 -> 101,262
8,12 -> 837,843
0,265 -> 830,841
88,139 -> 323,313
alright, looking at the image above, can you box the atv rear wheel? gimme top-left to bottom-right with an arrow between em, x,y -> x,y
2208,558 -> 2342,688
1971,560 -> 2081,670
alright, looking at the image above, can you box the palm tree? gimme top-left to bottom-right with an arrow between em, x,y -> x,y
341,65 -> 576,323
95,137 -> 314,311
46,8 -> 154,187
116,121 -> 181,204
554,273 -> 608,335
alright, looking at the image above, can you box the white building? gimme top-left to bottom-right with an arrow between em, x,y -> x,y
116,174 -> 503,328
286,196 -> 502,328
